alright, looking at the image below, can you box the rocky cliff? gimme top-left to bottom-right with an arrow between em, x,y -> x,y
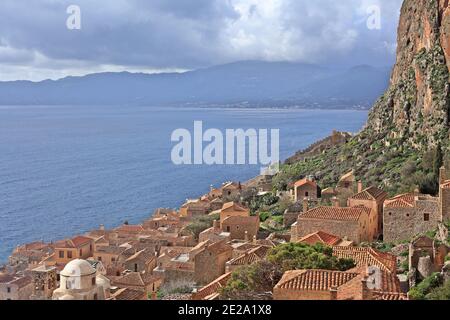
275,0 -> 450,194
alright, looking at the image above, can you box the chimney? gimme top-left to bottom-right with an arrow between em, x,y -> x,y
332,197 -> 339,208
302,198 -> 309,213
329,286 -> 338,300
357,180 -> 363,193
361,275 -> 373,301
210,185 -> 214,192
99,224 -> 105,231
244,231 -> 249,242
253,235 -> 257,244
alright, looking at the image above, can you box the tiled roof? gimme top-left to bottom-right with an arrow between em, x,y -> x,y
112,288 -> 146,300
192,272 -> 232,300
115,225 -> 145,234
373,291 -> 408,300
384,193 -> 415,208
125,249 -> 155,263
54,236 -> 92,249
441,180 -> 450,189
222,202 -> 248,212
299,206 -> 370,221
275,269 -> 359,291
113,272 -> 160,287
297,231 -> 343,246
332,247 -> 397,273
204,241 -> 233,255
227,246 -> 270,266
95,245 -> 126,255
350,187 -> 387,201
294,178 -> 317,188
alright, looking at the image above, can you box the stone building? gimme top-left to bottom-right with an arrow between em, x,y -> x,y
225,246 -> 270,272
112,272 -> 162,296
53,236 -> 95,265
336,171 -> 356,194
199,220 -> 231,243
293,178 -> 319,202
383,193 -> 439,243
30,265 -> 57,300
332,247 -> 397,273
124,249 -> 156,273
192,272 -> 232,300
0,274 -> 33,300
219,202 -> 250,223
348,186 -> 387,240
194,240 -> 233,285
291,206 -> 371,244
179,199 -> 211,217
408,236 -> 449,281
221,215 -> 260,241
52,259 -> 109,300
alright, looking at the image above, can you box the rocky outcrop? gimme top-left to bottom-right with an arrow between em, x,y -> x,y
367,0 -> 450,149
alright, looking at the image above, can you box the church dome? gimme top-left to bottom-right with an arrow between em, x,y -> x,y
60,259 -> 96,277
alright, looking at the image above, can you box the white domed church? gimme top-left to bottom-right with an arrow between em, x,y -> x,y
52,259 -> 110,300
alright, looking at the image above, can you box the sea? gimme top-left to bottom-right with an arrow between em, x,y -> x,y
0,105 -> 368,263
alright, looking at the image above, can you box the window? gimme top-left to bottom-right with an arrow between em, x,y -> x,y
79,249 -> 83,256
59,251 -> 64,258
92,277 -> 96,285
7,287 -> 11,293
305,192 -> 309,197
226,226 -> 231,232
67,251 -> 72,259
406,214 -> 410,217
134,263 -> 138,272
93,294 -> 98,300
424,213 -> 430,222
111,257 -> 116,262
98,256 -> 102,261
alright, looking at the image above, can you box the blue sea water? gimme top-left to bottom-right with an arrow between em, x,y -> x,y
0,105 -> 368,263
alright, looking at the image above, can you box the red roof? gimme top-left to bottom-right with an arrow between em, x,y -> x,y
384,193 -> 415,208
294,178 -> 317,188
350,187 -> 387,201
332,247 -> 397,273
297,231 -> 343,246
299,206 -> 370,222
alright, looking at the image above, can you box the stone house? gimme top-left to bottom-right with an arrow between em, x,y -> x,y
94,245 -> 127,270
220,202 -> 250,223
221,215 -> 260,241
179,199 -> 211,217
53,236 -> 94,265
336,171 -> 356,194
383,193 -> 439,243
199,220 -> 231,243
109,287 -> 147,300
194,240 -> 233,285
0,274 -> 33,300
293,178 -> 319,202
112,272 -> 162,296
124,249 -> 156,273
30,265 -> 58,300
291,206 -> 371,244
221,182 -> 242,201
408,236 -> 449,280
348,186 -> 387,240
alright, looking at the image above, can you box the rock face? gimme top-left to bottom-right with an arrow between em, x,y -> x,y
367,0 -> 450,149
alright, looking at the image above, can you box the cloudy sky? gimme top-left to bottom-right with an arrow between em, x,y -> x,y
0,0 -> 403,81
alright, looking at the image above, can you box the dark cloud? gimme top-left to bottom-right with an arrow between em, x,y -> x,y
0,0 -> 403,81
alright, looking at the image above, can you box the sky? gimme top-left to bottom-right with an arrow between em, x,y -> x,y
0,0 -> 403,81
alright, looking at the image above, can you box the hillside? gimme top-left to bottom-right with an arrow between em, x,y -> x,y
275,0 -> 450,195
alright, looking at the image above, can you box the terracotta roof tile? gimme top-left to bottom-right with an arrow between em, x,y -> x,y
112,288 -> 146,300
350,187 -> 387,201
299,206 -> 370,221
332,247 -> 397,273
227,246 -> 270,266
192,272 -> 232,300
275,270 -> 359,291
294,178 -> 317,188
441,180 -> 450,189
384,193 -> 415,208
297,231 -> 343,246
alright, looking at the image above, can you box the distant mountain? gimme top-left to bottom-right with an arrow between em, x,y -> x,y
0,61 -> 390,107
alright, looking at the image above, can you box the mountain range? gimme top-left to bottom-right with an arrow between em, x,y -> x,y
0,61 -> 390,108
